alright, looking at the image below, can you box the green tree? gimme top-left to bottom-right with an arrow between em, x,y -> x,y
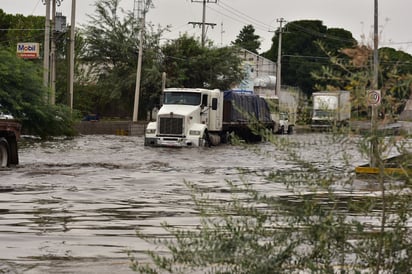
0,9 -> 13,47
0,9 -> 78,112
379,47 -> 412,115
81,0 -> 164,118
312,45 -> 412,118
232,24 -> 261,54
0,9 -> 44,51
82,0 -> 141,117
263,20 -> 357,96
0,49 -> 75,138
162,34 -> 244,90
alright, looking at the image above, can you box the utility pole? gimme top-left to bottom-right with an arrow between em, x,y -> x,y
43,0 -> 63,105
132,0 -> 151,122
50,0 -> 57,105
370,0 -> 379,167
373,0 -> 379,99
43,0 -> 51,102
189,0 -> 217,47
68,0 -> 76,111
276,18 -> 285,97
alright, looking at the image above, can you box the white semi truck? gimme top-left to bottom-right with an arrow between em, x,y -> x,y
311,90 -> 351,129
144,88 -> 275,147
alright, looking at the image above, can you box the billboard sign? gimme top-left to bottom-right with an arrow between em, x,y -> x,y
16,43 -> 40,59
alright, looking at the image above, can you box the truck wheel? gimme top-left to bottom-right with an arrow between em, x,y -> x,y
220,132 -> 229,144
209,133 -> 221,146
0,138 -> 9,168
203,131 -> 211,147
287,126 -> 294,134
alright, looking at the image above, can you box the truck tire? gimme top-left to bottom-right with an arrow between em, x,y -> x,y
209,133 -> 221,146
203,131 -> 211,147
0,138 -> 9,168
8,137 -> 19,165
287,126 -> 294,134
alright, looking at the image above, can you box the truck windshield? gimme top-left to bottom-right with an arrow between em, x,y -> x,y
314,109 -> 334,118
163,92 -> 201,106
279,112 -> 289,120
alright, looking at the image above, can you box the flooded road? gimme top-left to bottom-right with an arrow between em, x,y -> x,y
0,134 -> 375,273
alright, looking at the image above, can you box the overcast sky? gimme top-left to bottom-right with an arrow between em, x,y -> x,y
1,0 -> 412,54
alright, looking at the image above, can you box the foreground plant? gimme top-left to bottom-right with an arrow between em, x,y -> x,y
129,130 -> 412,273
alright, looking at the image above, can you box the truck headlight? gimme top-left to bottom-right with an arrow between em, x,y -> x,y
189,130 -> 201,136
146,128 -> 156,134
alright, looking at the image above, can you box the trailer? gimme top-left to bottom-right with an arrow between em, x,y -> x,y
144,88 -> 275,147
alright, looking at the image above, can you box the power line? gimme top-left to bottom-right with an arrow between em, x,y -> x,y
206,5 -> 268,33
0,29 -> 44,31
217,0 -> 271,31
381,41 -> 412,46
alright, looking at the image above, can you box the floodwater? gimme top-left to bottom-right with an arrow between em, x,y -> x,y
0,133 -> 393,273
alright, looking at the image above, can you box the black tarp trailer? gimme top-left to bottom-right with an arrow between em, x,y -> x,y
222,90 -> 274,141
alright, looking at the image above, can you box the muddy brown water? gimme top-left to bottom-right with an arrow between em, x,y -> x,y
0,134 -> 386,273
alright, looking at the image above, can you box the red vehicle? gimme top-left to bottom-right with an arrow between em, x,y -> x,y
0,119 -> 21,167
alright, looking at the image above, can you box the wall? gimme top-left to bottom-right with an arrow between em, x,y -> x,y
75,121 -> 147,136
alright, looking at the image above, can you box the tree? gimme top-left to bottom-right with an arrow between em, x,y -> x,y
0,49 -> 75,138
161,34 -> 244,90
312,44 -> 412,118
78,0 -> 244,119
263,20 -> 357,96
232,24 -> 261,54
82,0 -> 140,117
379,47 -> 412,115
81,0 -> 164,118
0,9 -> 44,51
0,9 -> 80,113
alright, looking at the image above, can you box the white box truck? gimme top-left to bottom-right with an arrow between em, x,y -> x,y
311,91 -> 351,129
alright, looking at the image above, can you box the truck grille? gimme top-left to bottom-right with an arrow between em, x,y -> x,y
159,117 -> 184,135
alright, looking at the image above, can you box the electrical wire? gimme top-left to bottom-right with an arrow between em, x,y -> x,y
216,0 -> 272,31
31,0 -> 42,16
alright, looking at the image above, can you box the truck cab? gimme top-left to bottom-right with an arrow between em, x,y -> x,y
145,88 -> 223,147
278,112 -> 292,134
263,96 -> 294,134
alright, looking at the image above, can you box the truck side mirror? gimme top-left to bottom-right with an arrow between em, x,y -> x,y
212,98 -> 218,110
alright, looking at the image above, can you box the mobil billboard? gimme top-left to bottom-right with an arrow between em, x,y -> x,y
16,43 -> 40,59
